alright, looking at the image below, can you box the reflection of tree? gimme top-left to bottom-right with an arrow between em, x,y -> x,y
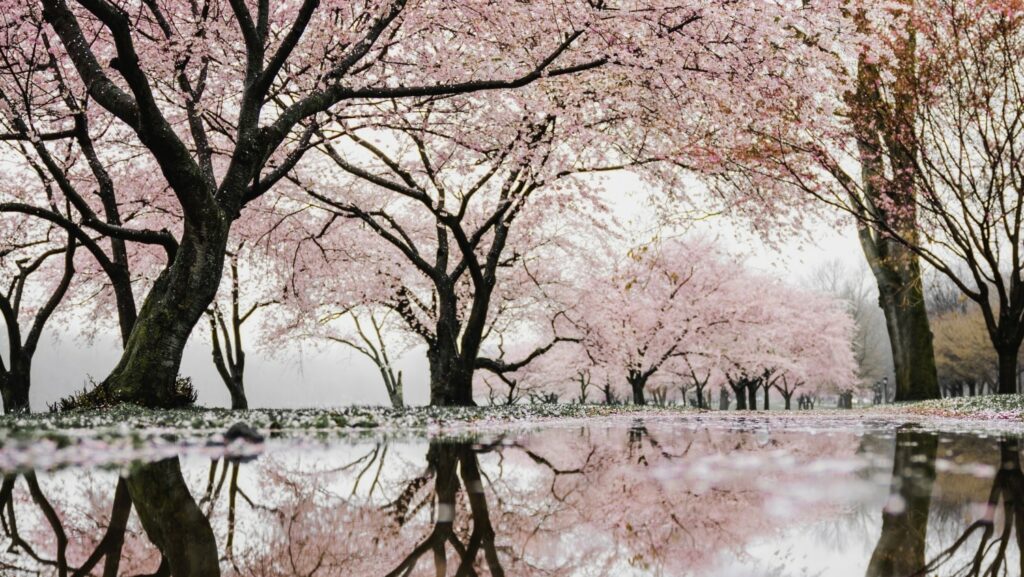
385,443 -> 506,577
127,458 -> 220,577
0,472 -> 134,576
917,438 -> 1024,577
866,427 -> 938,577
0,458 -> 217,577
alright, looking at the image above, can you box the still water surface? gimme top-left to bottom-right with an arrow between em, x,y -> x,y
0,415 -> 1021,576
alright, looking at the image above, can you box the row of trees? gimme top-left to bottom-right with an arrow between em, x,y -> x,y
2,0 -> 1024,413
0,0 -> 859,413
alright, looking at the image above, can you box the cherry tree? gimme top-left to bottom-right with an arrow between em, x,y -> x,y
682,0 -> 942,402
0,201 -> 76,413
0,0 -> 635,409
203,240 -> 279,410
710,0 -> 1024,396
577,237 -> 748,406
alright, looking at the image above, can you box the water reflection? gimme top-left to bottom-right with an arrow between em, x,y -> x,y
0,422 -> 1022,576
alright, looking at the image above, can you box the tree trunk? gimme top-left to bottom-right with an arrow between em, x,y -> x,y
0,363 -> 30,414
732,384 -> 747,410
388,388 -> 405,409
997,346 -> 1019,395
719,387 -> 730,410
696,386 -> 705,409
866,429 -> 937,577
783,392 -> 792,410
629,377 -> 647,406
227,377 -> 248,411
126,458 -> 220,577
853,22 -> 940,404
428,342 -> 475,406
747,384 -> 758,411
763,385 -> 771,411
873,257 -> 940,401
100,225 -> 229,407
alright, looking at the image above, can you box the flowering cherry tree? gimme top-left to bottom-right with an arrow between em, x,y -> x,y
0,0 -> 638,408
0,206 -> 75,413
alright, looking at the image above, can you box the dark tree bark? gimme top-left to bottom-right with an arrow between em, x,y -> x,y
126,458 -> 220,577
731,382 -> 747,410
747,382 -> 758,411
719,387 -> 730,410
866,428 -> 937,577
628,371 -> 648,406
997,347 -> 1020,395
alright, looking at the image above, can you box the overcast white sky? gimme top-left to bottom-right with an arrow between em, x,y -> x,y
23,173 -> 867,411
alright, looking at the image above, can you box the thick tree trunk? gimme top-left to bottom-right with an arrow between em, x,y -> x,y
629,376 -> 647,406
100,225 -> 229,407
997,347 -> 1019,395
783,393 -> 792,410
126,458 -> 220,577
747,384 -> 758,411
732,384 -> 747,410
0,364 -> 30,414
872,253 -> 940,401
428,343 -> 475,406
853,21 -> 939,404
866,429 -> 937,577
696,386 -> 705,409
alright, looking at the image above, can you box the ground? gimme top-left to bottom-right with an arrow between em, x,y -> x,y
1,396 -> 1023,471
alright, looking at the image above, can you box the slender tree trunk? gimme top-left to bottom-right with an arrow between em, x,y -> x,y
696,386 -> 705,409
100,225 -> 230,407
763,385 -> 771,411
783,392 -> 793,410
388,388 -> 405,409
126,458 -> 220,577
866,428 -> 937,577
227,377 -> 248,411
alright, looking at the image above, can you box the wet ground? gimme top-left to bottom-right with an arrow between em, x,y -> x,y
0,413 -> 1021,576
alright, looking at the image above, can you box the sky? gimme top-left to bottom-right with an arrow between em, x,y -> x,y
21,173 -> 869,411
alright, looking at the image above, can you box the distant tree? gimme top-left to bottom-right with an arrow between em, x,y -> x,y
931,306 -> 996,397
0,217 -> 75,413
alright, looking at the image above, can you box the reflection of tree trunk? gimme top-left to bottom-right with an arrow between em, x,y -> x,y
866,428 -> 937,577
387,443 -> 506,577
126,458 -> 220,577
918,438 -> 1024,575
